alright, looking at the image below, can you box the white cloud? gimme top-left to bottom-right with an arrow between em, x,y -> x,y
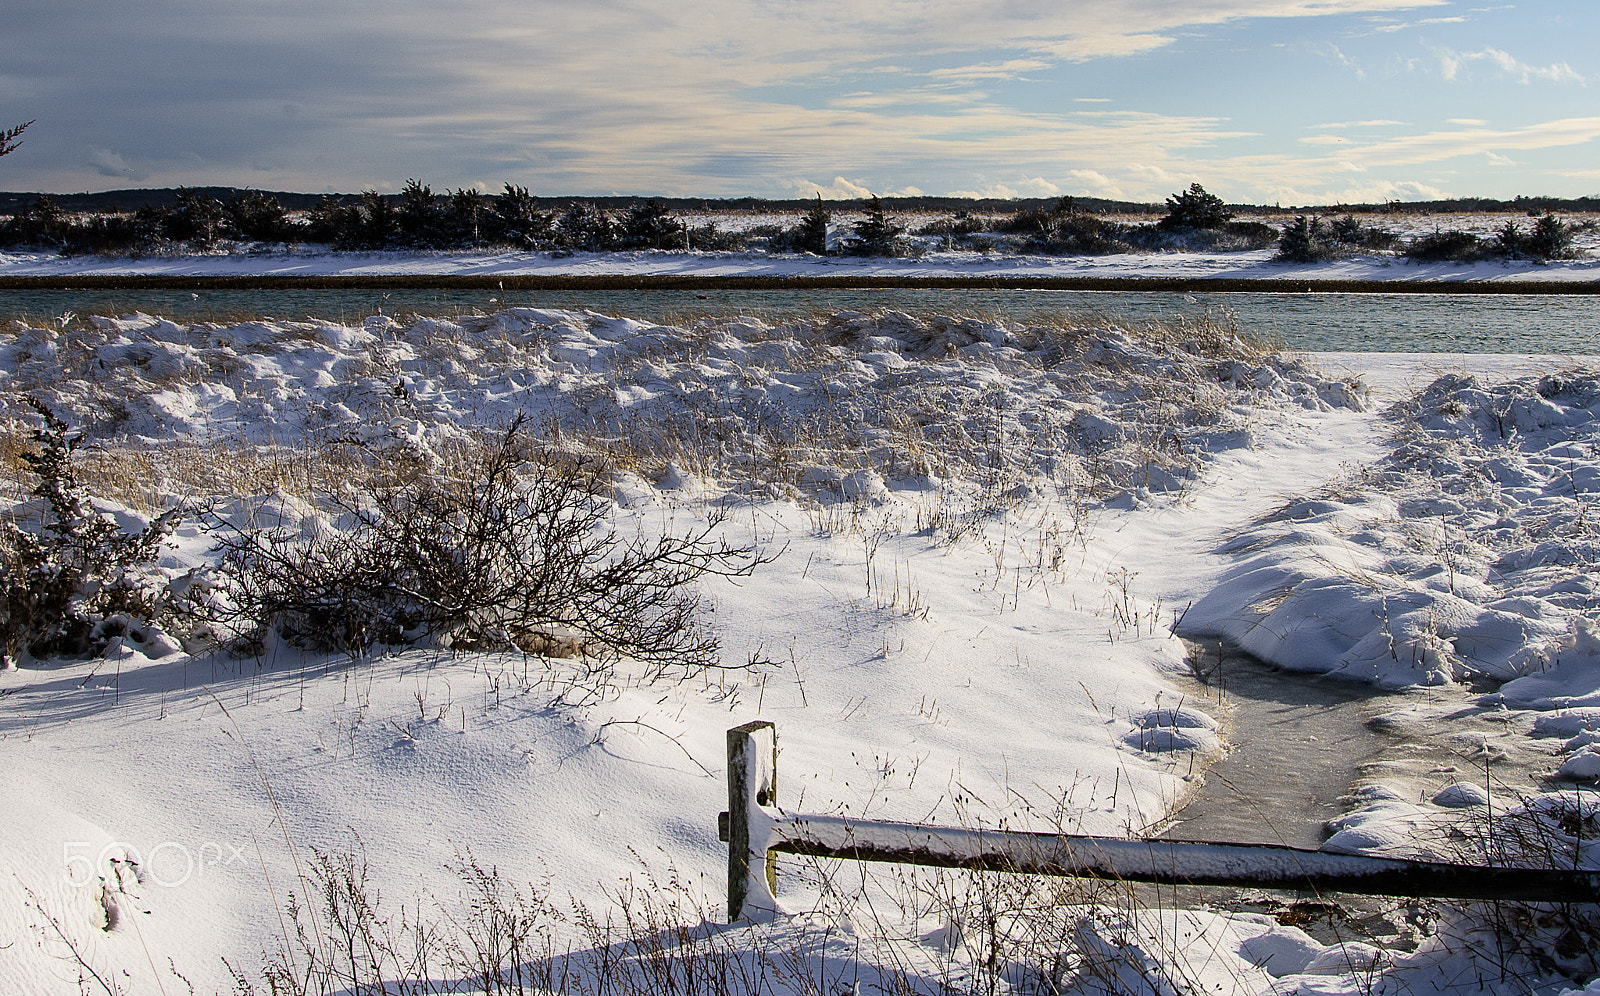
1359,117 -> 1600,166
1308,120 -> 1407,129
926,59 -> 1049,83
1371,14 -> 1467,32
793,176 -> 878,200
949,178 -> 1063,199
88,149 -> 145,180
1434,46 -> 1588,84
1438,49 -> 1463,80
1309,42 -> 1366,78
1322,179 -> 1453,201
1066,170 -> 1126,199
1164,116 -> 1600,204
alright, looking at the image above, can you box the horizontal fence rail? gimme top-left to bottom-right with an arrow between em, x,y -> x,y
721,722 -> 1600,921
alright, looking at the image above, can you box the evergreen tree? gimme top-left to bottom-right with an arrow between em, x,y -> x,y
306,195 -> 361,246
0,119 -> 33,158
490,184 -> 553,249
1525,213 -> 1575,261
1275,215 -> 1336,262
1493,219 -> 1524,259
1159,183 -> 1231,230
164,188 -> 226,246
618,198 -> 686,250
845,195 -> 903,256
554,202 -> 614,251
398,179 -> 444,247
223,189 -> 294,242
0,196 -> 70,247
797,195 -> 829,254
446,187 -> 486,246
358,190 -> 400,249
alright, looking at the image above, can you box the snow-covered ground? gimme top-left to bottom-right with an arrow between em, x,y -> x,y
3,242 -> 1599,283
2,305 -> 1598,995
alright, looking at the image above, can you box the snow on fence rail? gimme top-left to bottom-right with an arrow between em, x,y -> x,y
720,721 -> 1600,921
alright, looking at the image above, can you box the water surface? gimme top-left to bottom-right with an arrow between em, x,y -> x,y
1162,640 -> 1398,850
2,286 -> 1597,353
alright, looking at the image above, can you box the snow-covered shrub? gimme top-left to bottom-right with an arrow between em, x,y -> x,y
1276,214 -> 1398,262
1327,213 -> 1398,250
161,188 -> 226,247
1491,213 -> 1579,262
211,418 -> 764,673
0,400 -> 182,666
1525,213 -> 1580,261
1275,215 -> 1342,262
1023,210 -> 1134,256
1404,227 -> 1491,263
223,189 -> 296,242
0,195 -> 72,249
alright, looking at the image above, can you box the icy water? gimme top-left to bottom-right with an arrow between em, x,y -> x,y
2,286 -> 1598,352
1162,640 -> 1401,850
1161,640 -> 1553,851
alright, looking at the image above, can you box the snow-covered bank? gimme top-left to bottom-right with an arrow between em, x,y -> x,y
3,245 -> 1599,283
2,306 -> 1598,994
1178,359 -> 1600,905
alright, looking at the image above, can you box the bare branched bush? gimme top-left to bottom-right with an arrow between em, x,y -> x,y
210,417 -> 766,677
0,399 -> 185,665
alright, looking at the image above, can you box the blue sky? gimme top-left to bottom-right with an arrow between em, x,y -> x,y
2,1 -> 1595,202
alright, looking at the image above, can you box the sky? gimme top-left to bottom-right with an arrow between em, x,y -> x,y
1,1 -> 1596,204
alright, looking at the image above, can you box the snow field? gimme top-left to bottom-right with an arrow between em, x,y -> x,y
2,306 -> 1598,993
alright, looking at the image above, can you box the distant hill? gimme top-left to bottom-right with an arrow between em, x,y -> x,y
0,190 -> 1164,217
1,188 -> 1596,218
0,187 -> 340,215
1325,195 -> 1600,215
0,188 -> 1161,216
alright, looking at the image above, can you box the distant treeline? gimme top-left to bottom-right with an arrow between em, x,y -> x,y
0,183 -> 1272,256
0,185 -> 764,255
0,187 -> 1143,219
0,181 -> 1590,262
0,183 -> 882,255
4,186 -> 1597,219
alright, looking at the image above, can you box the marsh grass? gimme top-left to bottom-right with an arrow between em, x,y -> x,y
0,307 -> 1334,513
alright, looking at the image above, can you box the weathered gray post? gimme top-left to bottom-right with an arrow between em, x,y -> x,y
726,720 -> 777,921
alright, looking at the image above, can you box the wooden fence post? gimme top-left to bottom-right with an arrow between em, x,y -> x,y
727,720 -> 777,921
